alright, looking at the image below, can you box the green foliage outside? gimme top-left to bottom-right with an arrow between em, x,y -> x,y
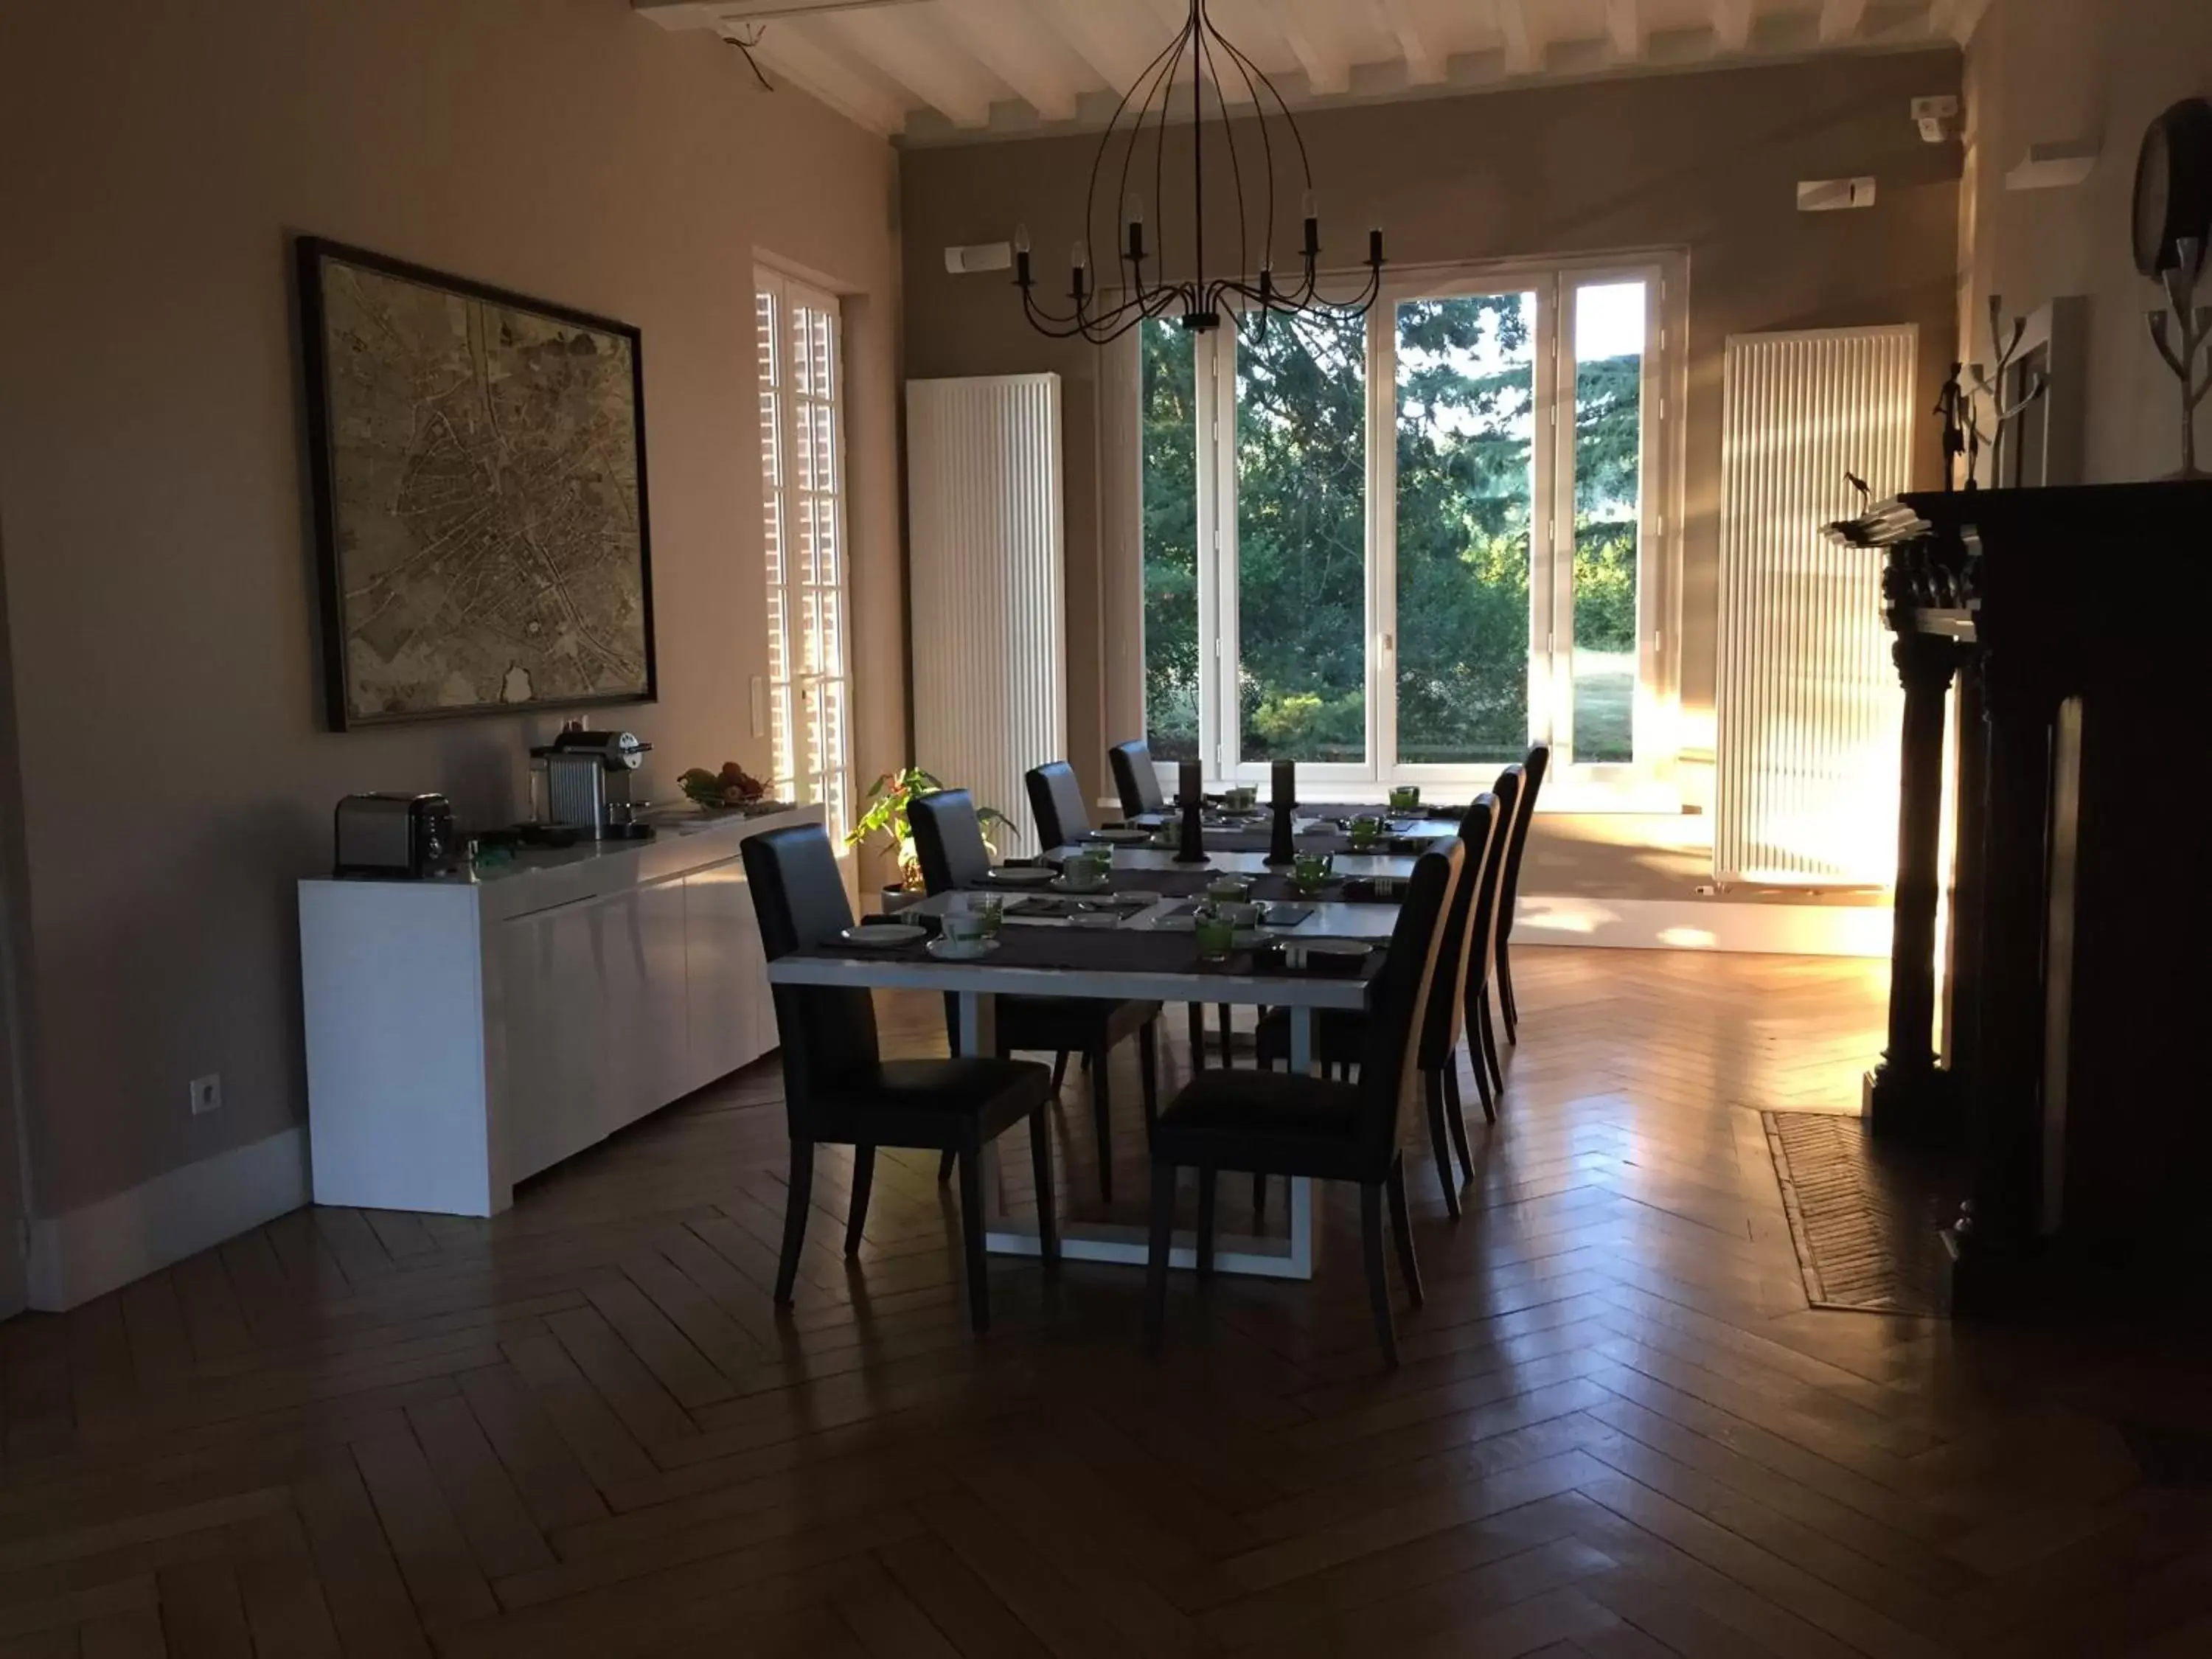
1141,296 -> 1642,769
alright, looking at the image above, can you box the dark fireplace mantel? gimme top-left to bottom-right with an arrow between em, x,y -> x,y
1839,479 -> 2212,1316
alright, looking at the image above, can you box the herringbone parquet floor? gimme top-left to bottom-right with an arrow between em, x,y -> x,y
4,948 -> 2210,1658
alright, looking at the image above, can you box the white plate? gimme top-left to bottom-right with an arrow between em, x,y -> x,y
1067,911 -> 1121,930
841,924 -> 924,948
926,937 -> 1000,961
1304,939 -> 1373,959
1092,827 -> 1150,844
1051,876 -> 1113,895
984,866 -> 1056,886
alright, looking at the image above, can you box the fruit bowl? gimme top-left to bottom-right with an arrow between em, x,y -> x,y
679,762 -> 769,811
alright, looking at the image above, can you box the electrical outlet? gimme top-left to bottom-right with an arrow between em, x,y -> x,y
189,1074 -> 222,1116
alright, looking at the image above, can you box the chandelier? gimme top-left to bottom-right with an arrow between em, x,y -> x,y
1014,0 -> 1385,343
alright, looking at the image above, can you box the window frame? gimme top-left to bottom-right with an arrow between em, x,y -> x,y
754,264 -> 855,841
1144,251 -> 1686,808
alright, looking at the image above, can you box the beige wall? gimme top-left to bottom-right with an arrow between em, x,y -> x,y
902,50 -> 1963,809
1961,0 -> 2212,481
0,0 -> 904,1220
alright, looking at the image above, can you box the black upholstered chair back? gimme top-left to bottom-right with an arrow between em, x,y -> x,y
1496,743 -> 1549,945
1468,768 -> 1522,995
1108,740 -> 1166,817
1416,793 -> 1498,1069
740,825 -> 880,1131
908,789 -> 992,895
1355,840 -> 1461,1167
1026,762 -> 1091,850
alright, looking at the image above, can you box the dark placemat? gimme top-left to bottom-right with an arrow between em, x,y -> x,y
793,925 -> 1385,984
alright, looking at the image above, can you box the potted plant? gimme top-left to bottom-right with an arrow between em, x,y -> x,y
846,768 -> 1010,912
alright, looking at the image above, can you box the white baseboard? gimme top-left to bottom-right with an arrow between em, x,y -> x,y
26,1125 -> 309,1311
1516,894 -> 1890,957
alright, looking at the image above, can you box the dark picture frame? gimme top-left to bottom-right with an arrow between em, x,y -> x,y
296,236 -> 657,730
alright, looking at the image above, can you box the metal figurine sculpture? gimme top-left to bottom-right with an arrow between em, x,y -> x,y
2146,237 -> 2212,478
1934,364 -> 1972,493
1957,296 -> 2049,488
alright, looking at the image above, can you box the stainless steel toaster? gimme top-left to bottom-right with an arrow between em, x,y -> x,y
333,793 -> 456,878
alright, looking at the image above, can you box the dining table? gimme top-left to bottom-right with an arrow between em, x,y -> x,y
763,827 -> 1448,1281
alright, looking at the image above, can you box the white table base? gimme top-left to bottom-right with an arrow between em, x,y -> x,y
961,991 -> 1319,1281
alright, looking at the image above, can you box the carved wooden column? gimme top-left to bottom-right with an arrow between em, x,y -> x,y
1866,629 -> 1967,1141
1942,656 -> 1988,1089
1947,645 -> 2062,1313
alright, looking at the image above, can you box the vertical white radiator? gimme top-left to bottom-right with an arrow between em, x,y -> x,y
906,375 -> 1066,857
1714,327 -> 1916,886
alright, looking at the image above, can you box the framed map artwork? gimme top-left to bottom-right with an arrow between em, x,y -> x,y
297,237 -> 656,728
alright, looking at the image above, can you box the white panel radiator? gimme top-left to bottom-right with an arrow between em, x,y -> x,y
906,375 -> 1066,857
1714,327 -> 1916,887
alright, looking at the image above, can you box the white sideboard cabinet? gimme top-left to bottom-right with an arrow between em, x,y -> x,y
300,807 -> 817,1216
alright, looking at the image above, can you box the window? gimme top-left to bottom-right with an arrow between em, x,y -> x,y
755,268 -> 852,840
1138,260 -> 1676,797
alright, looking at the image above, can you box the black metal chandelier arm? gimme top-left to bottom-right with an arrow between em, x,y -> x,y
1191,26 -> 1250,305
1107,26 -> 1189,273
1204,24 -> 1313,197
1085,27 -> 1186,263
1202,15 -> 1288,272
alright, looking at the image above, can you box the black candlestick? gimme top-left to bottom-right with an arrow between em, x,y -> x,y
1266,760 -> 1298,865
1176,759 -> 1206,863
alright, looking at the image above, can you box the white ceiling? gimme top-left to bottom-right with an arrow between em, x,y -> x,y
636,0 -> 1980,142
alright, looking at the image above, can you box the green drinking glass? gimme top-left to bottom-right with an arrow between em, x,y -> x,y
1292,852 -> 1333,895
1193,908 -> 1236,963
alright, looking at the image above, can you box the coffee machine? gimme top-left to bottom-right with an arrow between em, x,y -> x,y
531,729 -> 652,839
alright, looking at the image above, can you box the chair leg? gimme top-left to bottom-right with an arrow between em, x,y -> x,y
844,1144 -> 874,1258
1253,1173 -> 1267,1220
937,1150 -> 956,1184
1144,1163 -> 1176,1352
1091,1048 -> 1115,1203
1051,1051 -> 1070,1093
1359,1182 -> 1400,1368
956,1147 -> 991,1333
1422,1069 -> 1462,1220
1186,1004 -> 1206,1071
1464,1024 -> 1498,1124
1028,1109 -> 1059,1267
1195,1167 -> 1217,1279
1499,940 -> 1520,1043
1442,1063 -> 1475,1183
1138,1020 -> 1160,1124
1216,1004 -> 1233,1066
774,1140 -> 815,1305
1385,1157 -> 1423,1308
1477,987 -> 1504,1097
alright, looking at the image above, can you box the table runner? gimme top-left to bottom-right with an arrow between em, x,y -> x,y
793,925 -> 1385,984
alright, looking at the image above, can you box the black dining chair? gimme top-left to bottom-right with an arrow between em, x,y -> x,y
1254,794 -> 1500,1218
1461,766 -> 1521,1112
1144,840 -> 1463,1367
1025,761 -> 1091,852
1493,742 -> 1551,1046
1106,744 -> 1234,1072
740,824 -> 1057,1334
1107,739 -> 1166,818
910,789 -> 1162,1202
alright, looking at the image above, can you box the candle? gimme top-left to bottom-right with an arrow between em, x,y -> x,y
1272,759 -> 1296,810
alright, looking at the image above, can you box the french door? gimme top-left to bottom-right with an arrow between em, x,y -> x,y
1141,259 -> 1675,799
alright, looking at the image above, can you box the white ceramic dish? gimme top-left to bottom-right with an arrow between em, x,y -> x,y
1304,939 -> 1372,960
926,936 -> 1000,961
984,866 -> 1056,886
841,924 -> 924,948
1051,876 -> 1113,895
1092,827 -> 1151,844
1067,911 -> 1121,930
